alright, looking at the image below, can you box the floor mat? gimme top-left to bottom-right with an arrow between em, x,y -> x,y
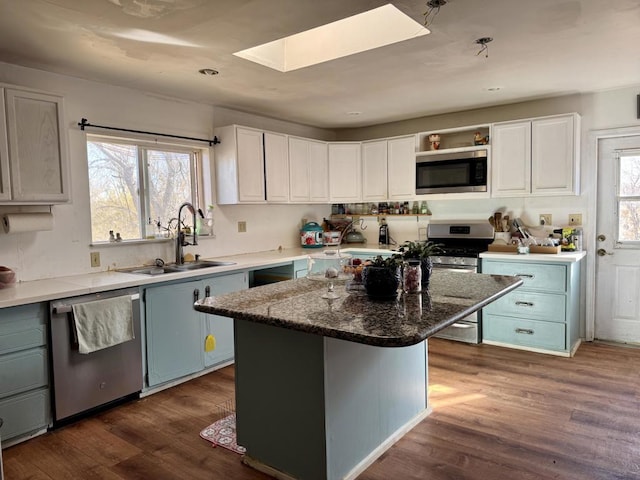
200,413 -> 246,455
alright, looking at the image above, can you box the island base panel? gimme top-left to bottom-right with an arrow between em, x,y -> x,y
234,321 -> 428,480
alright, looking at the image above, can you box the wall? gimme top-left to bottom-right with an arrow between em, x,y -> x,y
0,62 -> 333,282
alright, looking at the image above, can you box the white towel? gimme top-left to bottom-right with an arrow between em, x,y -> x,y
72,296 -> 134,354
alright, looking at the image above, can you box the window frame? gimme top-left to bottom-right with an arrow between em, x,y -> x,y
87,133 -> 204,243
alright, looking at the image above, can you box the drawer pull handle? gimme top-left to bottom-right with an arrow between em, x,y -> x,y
516,274 -> 535,279
515,328 -> 534,335
515,301 -> 534,307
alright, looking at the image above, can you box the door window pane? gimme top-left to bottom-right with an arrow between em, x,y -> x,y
619,200 -> 640,241
619,155 -> 640,196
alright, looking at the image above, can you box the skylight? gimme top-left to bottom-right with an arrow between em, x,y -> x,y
233,4 -> 429,72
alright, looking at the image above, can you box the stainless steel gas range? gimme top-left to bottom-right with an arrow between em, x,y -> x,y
427,221 -> 494,344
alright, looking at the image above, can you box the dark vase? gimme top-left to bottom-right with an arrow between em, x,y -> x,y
421,257 -> 433,289
363,266 -> 400,298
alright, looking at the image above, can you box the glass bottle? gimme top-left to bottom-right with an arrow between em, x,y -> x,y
403,260 -> 422,293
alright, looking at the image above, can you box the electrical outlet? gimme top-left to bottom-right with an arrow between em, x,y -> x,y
539,214 -> 552,226
568,214 -> 582,226
90,252 -> 101,268
237,221 -> 247,233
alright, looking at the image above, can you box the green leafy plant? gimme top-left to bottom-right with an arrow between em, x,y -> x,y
369,254 -> 404,269
397,241 -> 443,260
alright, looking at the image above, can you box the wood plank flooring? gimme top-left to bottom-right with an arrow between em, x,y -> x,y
4,339 -> 640,479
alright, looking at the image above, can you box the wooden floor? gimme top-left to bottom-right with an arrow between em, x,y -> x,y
4,339 -> 640,479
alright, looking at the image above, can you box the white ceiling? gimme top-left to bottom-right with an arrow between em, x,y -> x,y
0,0 -> 639,129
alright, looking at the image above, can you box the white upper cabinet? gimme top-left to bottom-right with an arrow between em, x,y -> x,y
215,125 -> 291,204
1,87 -> 69,203
288,137 -> 329,203
387,135 -> 416,200
329,142 -> 361,202
361,140 -> 388,201
264,132 -> 289,202
308,140 -> 329,202
531,115 -> 579,195
492,113 -> 580,197
491,121 -> 531,197
235,127 -> 266,203
361,135 -> 416,201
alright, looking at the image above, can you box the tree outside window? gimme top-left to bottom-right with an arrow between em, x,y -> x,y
87,137 -> 200,243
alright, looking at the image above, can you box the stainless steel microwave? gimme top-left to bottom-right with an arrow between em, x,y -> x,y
416,149 -> 488,194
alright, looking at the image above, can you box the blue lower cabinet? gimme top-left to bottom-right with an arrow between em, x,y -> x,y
0,388 -> 50,441
0,303 -> 50,443
481,257 -> 582,356
145,279 -> 205,386
483,314 -> 566,351
203,272 -> 248,368
145,272 -> 249,387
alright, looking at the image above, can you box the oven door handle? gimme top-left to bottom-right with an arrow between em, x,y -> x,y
433,267 -> 476,272
448,322 -> 475,329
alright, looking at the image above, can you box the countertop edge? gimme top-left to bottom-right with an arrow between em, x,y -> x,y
194,276 -> 523,348
479,251 -> 586,262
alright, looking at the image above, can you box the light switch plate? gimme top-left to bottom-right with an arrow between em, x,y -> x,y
238,221 -> 247,233
90,252 -> 101,267
539,214 -> 552,226
568,214 -> 582,226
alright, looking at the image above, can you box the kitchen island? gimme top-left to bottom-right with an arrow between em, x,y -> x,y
194,270 -> 522,480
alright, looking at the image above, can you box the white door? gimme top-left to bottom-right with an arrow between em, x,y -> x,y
595,135 -> 640,343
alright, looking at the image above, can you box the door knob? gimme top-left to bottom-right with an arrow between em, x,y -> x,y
597,248 -> 613,256
597,234 -> 606,241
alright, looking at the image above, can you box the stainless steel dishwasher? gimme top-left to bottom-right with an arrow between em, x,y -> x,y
49,287 -> 143,424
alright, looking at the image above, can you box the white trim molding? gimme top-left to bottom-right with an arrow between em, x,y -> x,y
585,125 -> 640,340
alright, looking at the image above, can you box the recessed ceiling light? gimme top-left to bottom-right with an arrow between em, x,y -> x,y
234,4 -> 429,72
199,68 -> 219,76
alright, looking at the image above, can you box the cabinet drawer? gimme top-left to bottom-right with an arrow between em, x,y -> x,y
483,314 -> 566,351
483,291 -> 566,322
0,347 -> 48,399
0,303 -> 47,355
482,261 -> 566,292
0,387 -> 50,441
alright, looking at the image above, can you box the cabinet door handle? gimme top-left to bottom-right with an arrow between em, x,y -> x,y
516,274 -> 534,279
515,301 -> 534,307
515,328 -> 534,335
205,285 -> 211,298
193,288 -> 200,302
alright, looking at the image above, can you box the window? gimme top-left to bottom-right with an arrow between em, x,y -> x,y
87,135 -> 201,243
617,150 -> 640,243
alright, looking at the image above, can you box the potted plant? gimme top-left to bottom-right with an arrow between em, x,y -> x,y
397,241 -> 443,289
363,254 -> 403,298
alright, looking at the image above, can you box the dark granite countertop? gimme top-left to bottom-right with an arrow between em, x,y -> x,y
194,271 -> 523,347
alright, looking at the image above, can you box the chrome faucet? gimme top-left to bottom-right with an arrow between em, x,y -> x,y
175,202 -> 204,264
